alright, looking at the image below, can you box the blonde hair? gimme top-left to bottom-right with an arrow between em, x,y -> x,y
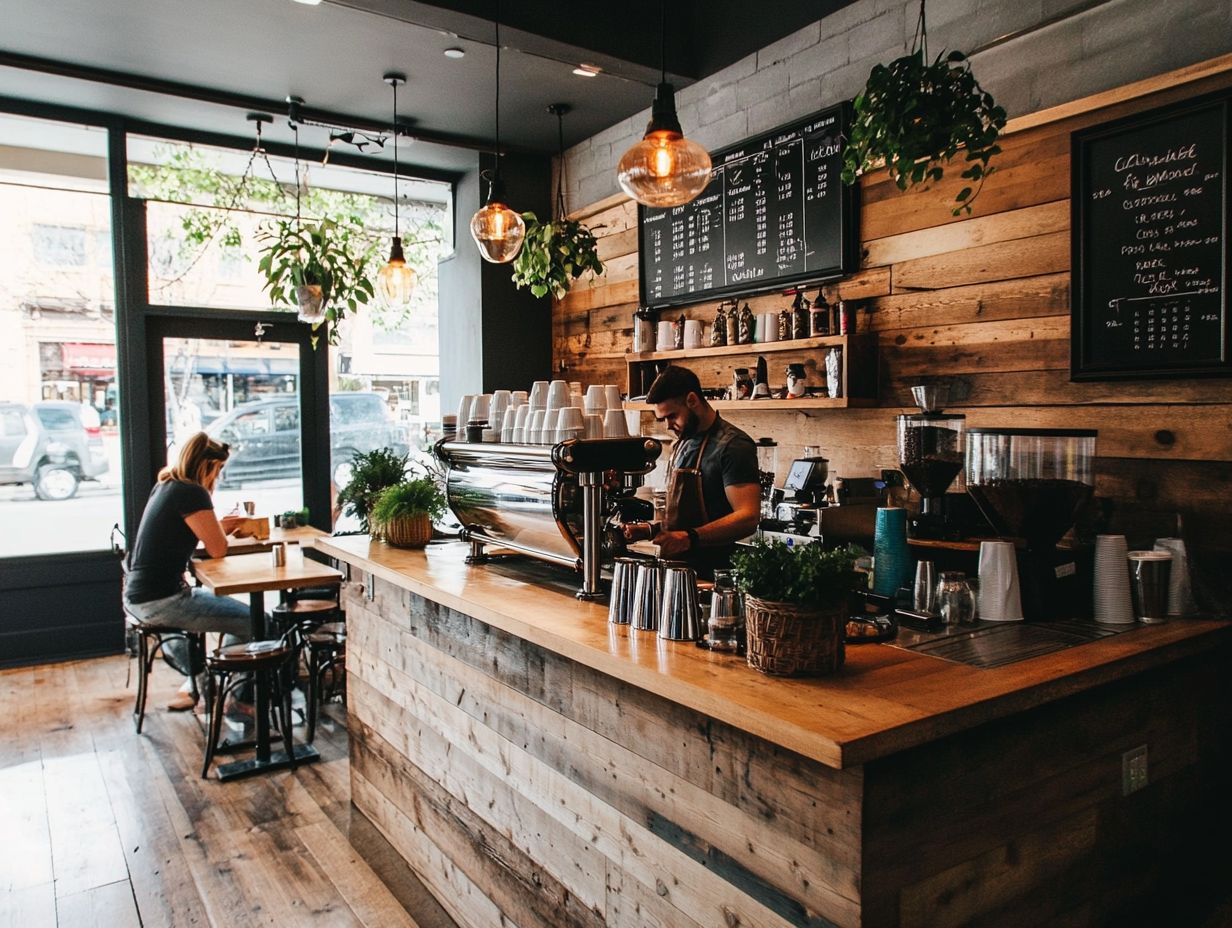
159,432 -> 230,487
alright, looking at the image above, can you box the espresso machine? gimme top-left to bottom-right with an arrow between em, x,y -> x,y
436,436 -> 662,600
757,449 -> 878,548
964,427 -> 1098,620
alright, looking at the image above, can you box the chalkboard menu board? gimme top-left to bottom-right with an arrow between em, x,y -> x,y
638,103 -> 857,309
1072,93 -> 1231,379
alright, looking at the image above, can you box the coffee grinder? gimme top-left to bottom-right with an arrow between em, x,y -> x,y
964,427 -> 1097,620
897,385 -> 966,539
755,438 -> 779,520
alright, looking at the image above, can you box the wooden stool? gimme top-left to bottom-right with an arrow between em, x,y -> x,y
201,641 -> 296,779
305,623 -> 346,744
126,613 -> 204,734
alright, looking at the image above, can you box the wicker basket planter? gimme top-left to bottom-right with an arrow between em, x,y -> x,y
383,512 -> 433,548
743,595 -> 846,676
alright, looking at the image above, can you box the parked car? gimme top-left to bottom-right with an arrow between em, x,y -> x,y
0,401 -> 110,500
206,392 -> 408,488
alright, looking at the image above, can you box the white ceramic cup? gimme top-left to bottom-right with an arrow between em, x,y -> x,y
547,380 -> 570,409
456,394 -> 475,429
527,408 -> 546,444
501,405 -> 519,435
513,403 -> 531,433
761,313 -> 780,343
511,390 -> 529,407
604,409 -> 630,438
604,385 -> 622,410
490,389 -> 511,426
657,320 -> 675,351
684,319 -> 705,349
557,407 -> 585,432
584,384 -> 607,413
569,392 -> 585,412
529,381 -> 549,409
584,414 -> 604,440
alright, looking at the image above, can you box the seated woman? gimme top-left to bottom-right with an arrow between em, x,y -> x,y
124,432 -> 251,710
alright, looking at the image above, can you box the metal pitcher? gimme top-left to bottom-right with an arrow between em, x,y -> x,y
631,561 -> 664,632
608,557 -> 640,625
658,563 -> 702,641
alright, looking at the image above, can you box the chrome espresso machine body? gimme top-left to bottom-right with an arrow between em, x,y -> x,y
435,436 -> 662,600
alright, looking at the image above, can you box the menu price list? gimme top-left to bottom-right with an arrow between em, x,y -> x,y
1074,96 -> 1229,377
640,104 -> 854,308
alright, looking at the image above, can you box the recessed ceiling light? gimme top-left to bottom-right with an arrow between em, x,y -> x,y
291,0 -> 322,5
443,47 -> 465,59
572,64 -> 601,78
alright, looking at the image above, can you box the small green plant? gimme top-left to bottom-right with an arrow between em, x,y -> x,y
731,540 -> 861,610
840,1 -> 1006,216
510,213 -> 605,299
372,477 -> 447,525
335,447 -> 408,532
257,218 -> 376,344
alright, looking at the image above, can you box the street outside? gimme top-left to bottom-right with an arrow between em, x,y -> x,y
0,434 -> 309,558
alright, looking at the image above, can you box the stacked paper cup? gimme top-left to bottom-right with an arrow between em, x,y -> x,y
1153,537 -> 1197,616
977,540 -> 1023,621
1092,534 -> 1135,624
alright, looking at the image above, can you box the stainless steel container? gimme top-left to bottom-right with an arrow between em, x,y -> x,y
632,561 -> 664,631
436,436 -> 662,600
608,557 -> 640,625
658,563 -> 702,641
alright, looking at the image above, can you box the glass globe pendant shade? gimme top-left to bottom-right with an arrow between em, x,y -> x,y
470,176 -> 526,263
617,83 -> 712,208
377,236 -> 417,308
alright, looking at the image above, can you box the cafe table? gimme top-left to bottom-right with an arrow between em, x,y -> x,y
191,546 -> 342,781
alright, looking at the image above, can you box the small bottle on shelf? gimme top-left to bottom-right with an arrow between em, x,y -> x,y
811,289 -> 831,337
710,302 -> 728,347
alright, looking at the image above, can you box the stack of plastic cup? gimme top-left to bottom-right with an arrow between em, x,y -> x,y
872,507 -> 910,597
1153,537 -> 1197,616
1093,534 -> 1134,624
977,540 -> 1023,622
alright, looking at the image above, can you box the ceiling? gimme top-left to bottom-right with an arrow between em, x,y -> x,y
0,0 -> 859,177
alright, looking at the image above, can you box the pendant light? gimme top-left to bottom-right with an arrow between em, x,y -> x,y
470,2 -> 525,263
377,72 -> 418,308
616,1 -> 711,208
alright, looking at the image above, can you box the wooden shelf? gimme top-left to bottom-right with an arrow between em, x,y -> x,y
625,333 -> 851,363
623,397 -> 876,412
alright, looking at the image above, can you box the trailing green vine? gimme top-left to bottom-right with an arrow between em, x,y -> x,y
840,1 -> 1007,215
511,213 -> 605,299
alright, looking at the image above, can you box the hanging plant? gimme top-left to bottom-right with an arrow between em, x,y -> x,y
257,217 -> 375,345
840,0 -> 1007,216
511,213 -> 605,299
510,103 -> 605,299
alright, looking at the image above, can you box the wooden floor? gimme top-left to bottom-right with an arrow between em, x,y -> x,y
0,654 -> 458,928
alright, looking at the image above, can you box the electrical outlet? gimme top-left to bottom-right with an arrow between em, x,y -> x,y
1122,744 -> 1148,796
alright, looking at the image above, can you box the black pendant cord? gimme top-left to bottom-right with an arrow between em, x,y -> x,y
392,78 -> 400,238
659,0 -> 666,84
913,0 -> 929,58
293,122 -> 302,228
555,108 -> 566,220
494,0 -> 502,180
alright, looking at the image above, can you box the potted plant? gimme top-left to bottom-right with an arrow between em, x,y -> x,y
840,2 -> 1006,216
371,476 -> 447,548
730,540 -> 861,676
256,217 -> 376,344
511,212 -> 605,299
335,446 -> 408,536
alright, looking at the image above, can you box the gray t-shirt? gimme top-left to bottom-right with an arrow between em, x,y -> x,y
670,415 -> 759,526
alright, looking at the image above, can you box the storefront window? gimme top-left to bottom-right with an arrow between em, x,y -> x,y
0,114 -> 120,557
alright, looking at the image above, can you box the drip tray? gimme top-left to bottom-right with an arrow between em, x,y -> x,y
889,620 -> 1132,669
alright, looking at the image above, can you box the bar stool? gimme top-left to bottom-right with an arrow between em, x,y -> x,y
305,621 -> 346,744
200,639 -> 297,779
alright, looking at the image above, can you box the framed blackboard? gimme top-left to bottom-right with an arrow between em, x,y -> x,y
1072,92 -> 1231,379
637,103 -> 858,309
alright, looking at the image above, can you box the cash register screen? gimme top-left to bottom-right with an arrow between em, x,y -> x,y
784,460 -> 823,492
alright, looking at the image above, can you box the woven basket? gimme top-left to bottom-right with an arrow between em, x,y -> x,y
743,595 -> 846,676
383,512 -> 433,548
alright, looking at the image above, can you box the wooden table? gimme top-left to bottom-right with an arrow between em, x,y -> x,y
196,524 -> 328,557
192,548 -> 342,781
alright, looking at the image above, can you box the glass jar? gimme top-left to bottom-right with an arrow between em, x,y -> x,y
708,570 -> 742,652
935,571 -> 978,627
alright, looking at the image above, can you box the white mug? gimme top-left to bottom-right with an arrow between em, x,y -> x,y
657,320 -> 675,351
684,319 -> 705,349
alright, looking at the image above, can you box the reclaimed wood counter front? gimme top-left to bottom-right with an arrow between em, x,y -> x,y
316,535 -> 1232,928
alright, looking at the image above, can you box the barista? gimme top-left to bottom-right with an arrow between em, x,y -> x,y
623,365 -> 761,576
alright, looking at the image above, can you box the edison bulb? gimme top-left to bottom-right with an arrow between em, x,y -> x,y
470,200 -> 526,263
377,236 -> 417,308
617,129 -> 712,208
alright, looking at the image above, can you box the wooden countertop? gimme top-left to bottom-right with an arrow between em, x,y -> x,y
316,535 -> 1231,769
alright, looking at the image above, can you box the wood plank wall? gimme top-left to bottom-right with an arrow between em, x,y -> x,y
553,63 -> 1232,610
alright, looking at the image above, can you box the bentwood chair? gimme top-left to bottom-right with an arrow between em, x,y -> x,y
113,524 -> 205,734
